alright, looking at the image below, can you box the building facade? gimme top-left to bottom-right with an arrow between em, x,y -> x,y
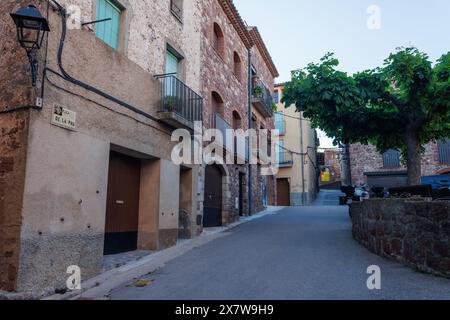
273,84 -> 319,206
350,142 -> 450,186
318,148 -> 341,187
1,0 -> 278,295
199,0 -> 278,227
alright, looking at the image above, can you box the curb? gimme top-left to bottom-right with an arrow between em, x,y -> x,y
44,207 -> 284,300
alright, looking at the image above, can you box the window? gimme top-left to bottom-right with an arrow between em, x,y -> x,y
276,140 -> 285,163
165,48 -> 181,77
232,111 -> 242,130
164,48 -> 182,98
171,0 -> 183,21
274,90 -> 279,103
275,113 -> 284,133
382,149 -> 401,168
95,0 -> 122,49
213,23 -> 225,57
438,139 -> 450,164
211,91 -> 224,118
233,52 -> 242,81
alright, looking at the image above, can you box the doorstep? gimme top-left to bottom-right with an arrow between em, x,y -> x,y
44,206 -> 283,300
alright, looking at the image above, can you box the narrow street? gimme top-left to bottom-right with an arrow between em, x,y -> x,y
109,191 -> 450,300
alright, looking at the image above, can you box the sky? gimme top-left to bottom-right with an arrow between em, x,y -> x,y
234,0 -> 450,147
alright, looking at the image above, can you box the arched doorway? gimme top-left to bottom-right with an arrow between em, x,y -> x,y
203,165 -> 224,227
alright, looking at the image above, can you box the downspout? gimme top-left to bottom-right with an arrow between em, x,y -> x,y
300,113 -> 305,205
247,48 -> 253,216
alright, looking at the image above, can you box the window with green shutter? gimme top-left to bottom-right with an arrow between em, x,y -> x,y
166,50 -> 180,76
95,0 -> 121,49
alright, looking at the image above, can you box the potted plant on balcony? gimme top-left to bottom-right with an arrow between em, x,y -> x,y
253,85 -> 264,98
164,95 -> 178,112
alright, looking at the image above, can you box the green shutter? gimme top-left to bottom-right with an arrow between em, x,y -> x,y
96,0 -> 121,49
275,113 -> 284,132
166,50 -> 179,76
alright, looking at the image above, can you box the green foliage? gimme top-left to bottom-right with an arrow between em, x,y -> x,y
253,85 -> 264,97
282,48 -> 450,159
164,95 -> 179,111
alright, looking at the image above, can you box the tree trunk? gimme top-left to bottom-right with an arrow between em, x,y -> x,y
405,134 -> 422,186
340,144 -> 352,186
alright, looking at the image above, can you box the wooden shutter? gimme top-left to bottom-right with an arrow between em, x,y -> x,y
165,50 -> 179,76
95,0 -> 121,49
383,149 -> 401,168
438,139 -> 450,164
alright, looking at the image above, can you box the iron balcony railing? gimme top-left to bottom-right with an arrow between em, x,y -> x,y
155,74 -> 203,125
210,113 -> 249,161
277,151 -> 293,167
252,80 -> 274,117
210,113 -> 232,152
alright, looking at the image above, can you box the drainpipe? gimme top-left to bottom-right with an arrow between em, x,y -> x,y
247,48 -> 253,216
300,113 -> 305,205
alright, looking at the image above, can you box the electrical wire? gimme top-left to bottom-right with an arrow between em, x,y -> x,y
45,70 -> 172,136
275,111 -> 311,122
46,1 -> 162,125
277,143 -> 320,172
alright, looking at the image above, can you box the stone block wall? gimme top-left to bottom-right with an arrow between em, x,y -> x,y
0,0 -> 40,292
351,199 -> 450,278
350,143 -> 450,186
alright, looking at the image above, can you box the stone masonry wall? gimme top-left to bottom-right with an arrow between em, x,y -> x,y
2,0 -> 203,295
0,0 -> 40,292
350,143 -> 450,186
351,199 -> 450,278
55,0 -> 202,92
199,0 -> 250,220
250,35 -> 277,210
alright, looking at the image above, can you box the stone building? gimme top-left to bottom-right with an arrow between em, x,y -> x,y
350,142 -> 450,186
273,83 -> 319,206
1,0 -> 202,295
199,0 -> 279,226
1,0 -> 278,295
318,148 -> 341,186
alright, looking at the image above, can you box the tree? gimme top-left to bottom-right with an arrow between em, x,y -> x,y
282,47 -> 450,186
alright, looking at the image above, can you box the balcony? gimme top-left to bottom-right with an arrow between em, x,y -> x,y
252,81 -> 274,118
211,113 -> 249,163
155,74 -> 203,131
211,113 -> 233,152
277,151 -> 293,168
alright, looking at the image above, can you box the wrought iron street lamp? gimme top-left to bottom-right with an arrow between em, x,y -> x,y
10,4 -> 50,86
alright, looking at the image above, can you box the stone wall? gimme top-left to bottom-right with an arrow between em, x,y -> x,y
1,0 -> 202,295
199,0 -> 277,217
55,0 -> 202,92
351,199 -> 450,278
0,0 -> 40,292
324,149 -> 341,181
350,143 -> 450,186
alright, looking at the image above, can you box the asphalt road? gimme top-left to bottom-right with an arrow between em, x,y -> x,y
110,191 -> 450,300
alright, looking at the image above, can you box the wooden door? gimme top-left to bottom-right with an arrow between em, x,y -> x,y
203,165 -> 223,227
277,178 -> 291,206
104,151 -> 141,255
